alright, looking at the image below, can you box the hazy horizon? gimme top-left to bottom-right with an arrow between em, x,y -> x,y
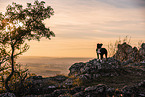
0,0 -> 145,57
17,56 -> 92,77
19,55 -> 93,58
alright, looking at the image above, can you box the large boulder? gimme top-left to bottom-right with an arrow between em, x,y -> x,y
68,62 -> 85,76
113,42 -> 145,63
139,43 -> 145,60
68,57 -> 121,81
113,42 -> 139,62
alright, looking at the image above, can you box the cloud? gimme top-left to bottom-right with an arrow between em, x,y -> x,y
97,0 -> 145,8
1,0 -> 145,57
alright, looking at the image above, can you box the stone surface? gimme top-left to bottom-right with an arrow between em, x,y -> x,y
122,86 -> 138,96
4,43 -> 145,96
0,92 -> 16,97
72,91 -> 84,97
140,60 -> 145,66
25,76 -> 60,95
114,42 -> 145,63
50,89 -> 69,97
138,80 -> 145,87
62,78 -> 74,87
68,57 -> 121,81
70,86 -> 85,95
84,84 -> 108,97
48,75 -> 68,82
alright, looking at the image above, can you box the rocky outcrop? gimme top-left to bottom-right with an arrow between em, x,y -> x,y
113,42 -> 145,62
68,57 -> 121,81
22,75 -> 68,95
20,55 -> 145,96
139,43 -> 145,60
0,92 -> 16,97
21,81 -> 145,97
5,43 -> 145,96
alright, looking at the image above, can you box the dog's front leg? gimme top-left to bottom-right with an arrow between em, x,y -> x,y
97,53 -> 99,59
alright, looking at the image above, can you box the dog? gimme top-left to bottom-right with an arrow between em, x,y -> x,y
96,43 -> 107,60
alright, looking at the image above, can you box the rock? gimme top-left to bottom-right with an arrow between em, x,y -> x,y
122,86 -> 138,97
68,57 -> 121,82
85,84 -> 107,92
0,92 -> 16,97
92,74 -> 100,79
84,84 -> 107,97
138,93 -> 145,97
27,76 -> 43,80
80,66 -> 90,74
141,43 -> 145,49
70,86 -> 85,95
113,42 -> 139,62
139,46 -> 145,60
58,94 -> 70,97
79,74 -> 91,81
138,80 -> 145,87
128,62 -> 141,67
62,78 -> 74,87
106,88 -> 115,97
25,76 -> 59,95
69,62 -> 85,76
121,59 -> 133,66
113,42 -> 145,62
48,75 -> 68,82
72,91 -> 84,97
140,60 -> 145,66
42,85 -> 57,94
50,89 -> 69,97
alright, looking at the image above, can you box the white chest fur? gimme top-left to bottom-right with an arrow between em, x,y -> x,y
97,48 -> 101,54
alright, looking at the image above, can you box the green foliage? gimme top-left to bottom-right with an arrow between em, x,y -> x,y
0,0 -> 55,49
0,0 -> 54,92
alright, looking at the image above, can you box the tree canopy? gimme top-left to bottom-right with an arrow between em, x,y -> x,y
0,0 -> 55,92
0,0 -> 54,45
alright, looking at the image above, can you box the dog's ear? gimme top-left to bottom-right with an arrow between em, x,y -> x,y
100,43 -> 103,46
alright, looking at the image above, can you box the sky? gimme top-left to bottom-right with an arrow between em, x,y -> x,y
0,0 -> 145,58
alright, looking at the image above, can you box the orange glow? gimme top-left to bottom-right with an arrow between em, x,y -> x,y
1,0 -> 145,57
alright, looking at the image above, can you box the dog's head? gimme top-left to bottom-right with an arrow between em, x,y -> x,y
97,43 -> 103,49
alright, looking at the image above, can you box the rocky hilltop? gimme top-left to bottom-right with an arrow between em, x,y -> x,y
113,42 -> 145,62
1,43 -> 145,97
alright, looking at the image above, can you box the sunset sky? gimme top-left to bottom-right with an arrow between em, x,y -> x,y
0,0 -> 145,57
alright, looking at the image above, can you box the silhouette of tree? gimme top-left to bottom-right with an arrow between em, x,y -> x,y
0,0 -> 54,92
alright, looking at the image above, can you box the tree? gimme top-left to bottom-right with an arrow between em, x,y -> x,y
0,0 -> 55,92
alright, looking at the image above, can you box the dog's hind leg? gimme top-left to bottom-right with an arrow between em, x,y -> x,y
105,53 -> 107,61
101,54 -> 103,60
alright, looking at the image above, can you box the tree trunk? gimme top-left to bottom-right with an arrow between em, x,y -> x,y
5,45 -> 15,92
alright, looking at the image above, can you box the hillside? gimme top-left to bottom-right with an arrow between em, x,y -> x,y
1,42 -> 145,97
